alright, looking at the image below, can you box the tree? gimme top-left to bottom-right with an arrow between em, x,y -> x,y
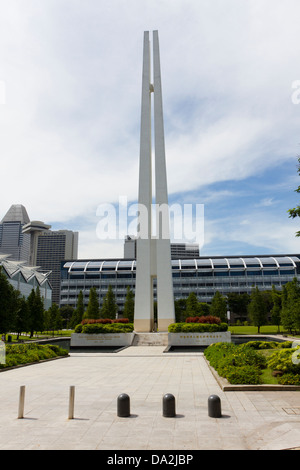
83,287 -> 100,320
288,156 -> 300,236
0,267 -> 18,336
15,296 -> 30,340
60,305 -> 74,329
100,285 -> 118,319
248,287 -> 267,333
271,286 -> 282,332
227,292 -> 250,323
123,287 -> 134,322
210,291 -> 227,322
48,303 -> 60,336
281,278 -> 300,333
70,290 -> 84,328
185,292 -> 199,319
27,287 -> 44,337
174,298 -> 187,322
198,302 -> 210,316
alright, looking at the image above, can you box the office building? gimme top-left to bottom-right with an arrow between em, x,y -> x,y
124,236 -> 199,260
34,230 -> 78,305
0,205 -> 31,263
60,254 -> 300,322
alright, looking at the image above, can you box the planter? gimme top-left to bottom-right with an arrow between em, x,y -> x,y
70,332 -> 135,348
168,331 -> 231,347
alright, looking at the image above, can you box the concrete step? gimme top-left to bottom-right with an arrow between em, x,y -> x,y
132,332 -> 168,346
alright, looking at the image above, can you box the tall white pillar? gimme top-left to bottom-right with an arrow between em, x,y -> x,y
134,31 -> 175,332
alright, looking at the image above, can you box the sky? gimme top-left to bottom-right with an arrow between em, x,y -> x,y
1,0 -> 300,259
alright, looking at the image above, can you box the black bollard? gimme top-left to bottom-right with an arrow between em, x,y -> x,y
162,393 -> 176,417
208,394 -> 222,418
117,393 -> 130,417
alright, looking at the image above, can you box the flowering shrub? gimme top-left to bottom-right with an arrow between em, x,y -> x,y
81,318 -> 129,325
168,322 -> 228,333
186,316 -> 221,324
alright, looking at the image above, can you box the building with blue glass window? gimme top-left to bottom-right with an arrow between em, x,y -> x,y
60,254 -> 300,320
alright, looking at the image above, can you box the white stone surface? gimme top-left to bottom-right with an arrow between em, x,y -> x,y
0,347 -> 299,450
70,333 -> 134,347
134,31 -> 175,332
168,331 -> 231,346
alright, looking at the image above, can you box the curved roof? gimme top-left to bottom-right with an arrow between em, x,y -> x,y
63,255 -> 300,272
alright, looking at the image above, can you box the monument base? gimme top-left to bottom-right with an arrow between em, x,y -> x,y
134,319 -> 154,333
168,331 -> 231,347
70,333 -> 134,348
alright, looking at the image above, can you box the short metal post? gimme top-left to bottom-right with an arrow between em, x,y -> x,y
162,393 -> 176,417
68,386 -> 75,419
208,394 -> 222,418
18,385 -> 25,419
117,393 -> 130,417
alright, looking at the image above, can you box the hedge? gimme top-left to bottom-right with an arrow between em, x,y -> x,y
0,343 -> 68,369
81,318 -> 129,324
204,342 -> 266,384
75,322 -> 134,334
168,322 -> 228,333
185,316 -> 221,324
245,340 -> 293,350
204,341 -> 300,386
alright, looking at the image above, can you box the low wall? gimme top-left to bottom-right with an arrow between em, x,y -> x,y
168,331 -> 231,347
70,333 -> 135,347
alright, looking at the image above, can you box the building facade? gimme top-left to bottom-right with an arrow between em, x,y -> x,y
0,254 -> 52,309
124,236 -> 199,260
35,230 -> 78,305
0,205 -> 31,263
60,254 -> 300,320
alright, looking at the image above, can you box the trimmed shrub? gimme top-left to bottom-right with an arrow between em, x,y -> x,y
186,315 -> 221,324
168,322 -> 228,333
245,340 -> 293,350
0,343 -> 68,369
81,322 -> 134,334
81,318 -> 129,325
225,365 -> 263,385
267,347 -> 300,374
277,373 -> 300,385
74,324 -> 83,333
204,342 -> 266,384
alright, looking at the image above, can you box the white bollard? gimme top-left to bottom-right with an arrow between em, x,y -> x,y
18,385 -> 25,419
68,385 -> 75,419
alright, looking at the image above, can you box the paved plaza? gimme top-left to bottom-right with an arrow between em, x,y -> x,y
0,346 -> 300,450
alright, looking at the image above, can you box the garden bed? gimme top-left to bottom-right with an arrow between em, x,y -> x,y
71,320 -> 135,347
204,340 -> 300,390
0,343 -> 69,371
167,320 -> 231,347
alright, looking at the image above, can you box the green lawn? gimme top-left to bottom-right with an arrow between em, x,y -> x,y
229,325 -> 285,335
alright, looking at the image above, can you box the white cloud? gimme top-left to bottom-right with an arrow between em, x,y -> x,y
0,0 -> 300,257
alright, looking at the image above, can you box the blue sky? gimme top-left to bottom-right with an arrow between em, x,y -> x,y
0,0 -> 300,259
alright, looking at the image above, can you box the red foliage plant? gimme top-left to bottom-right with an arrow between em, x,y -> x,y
81,318 -> 129,325
185,316 -> 221,324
